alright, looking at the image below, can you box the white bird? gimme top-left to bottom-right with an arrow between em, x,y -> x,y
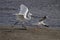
14,4 -> 32,30
16,4 -> 32,20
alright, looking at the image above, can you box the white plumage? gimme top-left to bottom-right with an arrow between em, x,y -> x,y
13,4 -> 32,30
15,4 -> 32,22
32,16 -> 49,27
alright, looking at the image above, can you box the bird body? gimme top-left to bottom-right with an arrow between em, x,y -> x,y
15,4 -> 32,22
32,16 -> 49,27
38,16 -> 49,27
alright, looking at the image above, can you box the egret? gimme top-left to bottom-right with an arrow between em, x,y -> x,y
14,4 -> 32,30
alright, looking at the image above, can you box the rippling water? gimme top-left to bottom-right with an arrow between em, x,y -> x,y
0,0 -> 60,27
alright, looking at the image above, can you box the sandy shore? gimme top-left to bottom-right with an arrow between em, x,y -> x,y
0,26 -> 60,40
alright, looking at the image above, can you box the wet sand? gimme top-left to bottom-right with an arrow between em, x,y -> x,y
0,26 -> 60,40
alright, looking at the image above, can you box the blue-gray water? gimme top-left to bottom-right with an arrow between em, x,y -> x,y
0,0 -> 60,27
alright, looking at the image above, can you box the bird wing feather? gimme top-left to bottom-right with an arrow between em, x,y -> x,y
19,4 -> 28,19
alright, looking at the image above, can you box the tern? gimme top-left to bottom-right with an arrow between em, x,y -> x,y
32,16 -> 49,27
38,16 -> 49,27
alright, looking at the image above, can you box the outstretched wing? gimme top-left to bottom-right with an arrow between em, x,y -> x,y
18,4 -> 29,19
19,4 -> 28,17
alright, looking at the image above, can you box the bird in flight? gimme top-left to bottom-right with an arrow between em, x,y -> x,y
13,4 -> 32,30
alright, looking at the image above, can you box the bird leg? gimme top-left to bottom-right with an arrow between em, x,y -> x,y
11,21 -> 27,31
21,22 -> 27,30
14,21 -> 19,25
14,21 -> 27,30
